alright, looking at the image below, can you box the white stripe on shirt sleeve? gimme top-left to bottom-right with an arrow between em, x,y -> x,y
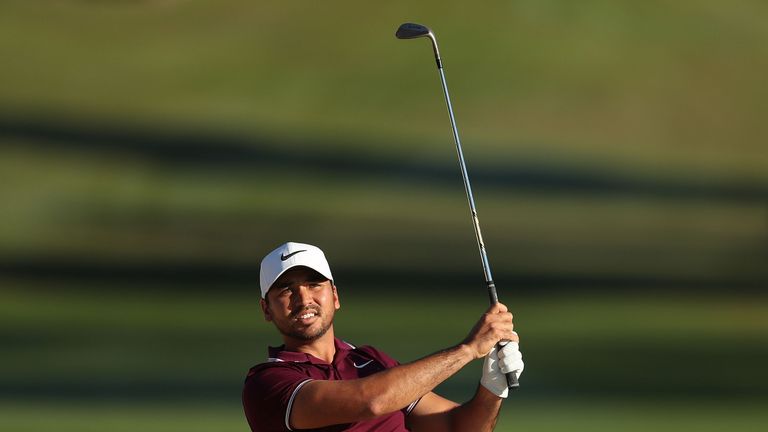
285,379 -> 313,431
406,397 -> 421,415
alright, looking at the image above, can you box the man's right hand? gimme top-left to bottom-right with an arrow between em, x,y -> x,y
461,302 -> 517,359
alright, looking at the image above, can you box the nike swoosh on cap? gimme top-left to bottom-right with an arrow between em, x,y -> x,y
280,250 -> 307,261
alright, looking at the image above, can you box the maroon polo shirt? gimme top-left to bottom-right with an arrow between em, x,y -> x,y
243,338 -> 417,432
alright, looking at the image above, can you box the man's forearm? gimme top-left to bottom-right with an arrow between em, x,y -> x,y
446,385 -> 503,432
362,343 -> 475,416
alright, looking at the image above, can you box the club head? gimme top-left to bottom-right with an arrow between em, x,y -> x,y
396,22 -> 442,67
395,23 -> 433,40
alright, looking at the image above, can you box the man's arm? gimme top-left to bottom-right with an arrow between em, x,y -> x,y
288,302 -> 515,430
405,386 -> 503,432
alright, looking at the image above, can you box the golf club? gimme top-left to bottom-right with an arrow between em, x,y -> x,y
396,22 -> 519,389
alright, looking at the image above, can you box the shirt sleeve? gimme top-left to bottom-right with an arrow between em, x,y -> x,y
242,364 -> 313,432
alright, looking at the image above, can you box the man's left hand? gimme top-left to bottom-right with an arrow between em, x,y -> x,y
480,339 -> 524,398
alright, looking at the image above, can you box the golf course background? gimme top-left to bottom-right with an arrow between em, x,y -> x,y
1,1 -> 766,431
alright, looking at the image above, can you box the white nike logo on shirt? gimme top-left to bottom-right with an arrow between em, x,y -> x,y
352,360 -> 374,369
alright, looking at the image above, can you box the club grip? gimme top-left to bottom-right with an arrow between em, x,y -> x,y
487,281 -> 519,390
502,349 -> 520,389
506,372 -> 519,388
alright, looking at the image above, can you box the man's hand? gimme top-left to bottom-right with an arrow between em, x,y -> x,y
461,302 -> 516,359
480,341 -> 524,398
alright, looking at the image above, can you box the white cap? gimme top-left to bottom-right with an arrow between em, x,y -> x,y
259,242 -> 334,298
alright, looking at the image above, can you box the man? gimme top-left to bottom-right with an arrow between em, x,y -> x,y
243,241 -> 524,432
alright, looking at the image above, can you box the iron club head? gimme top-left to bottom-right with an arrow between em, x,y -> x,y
395,22 -> 442,68
395,23 -> 433,39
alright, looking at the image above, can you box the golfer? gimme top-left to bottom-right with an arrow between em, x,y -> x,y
243,242 -> 524,432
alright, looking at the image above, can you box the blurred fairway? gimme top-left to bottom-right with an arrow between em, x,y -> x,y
1,0 -> 766,431
2,400 -> 767,432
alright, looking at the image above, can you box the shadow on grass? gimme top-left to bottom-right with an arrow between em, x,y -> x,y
2,114 -> 766,203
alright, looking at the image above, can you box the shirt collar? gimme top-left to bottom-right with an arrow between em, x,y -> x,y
267,337 -> 355,365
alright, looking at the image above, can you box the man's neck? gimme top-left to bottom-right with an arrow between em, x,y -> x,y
284,327 -> 337,363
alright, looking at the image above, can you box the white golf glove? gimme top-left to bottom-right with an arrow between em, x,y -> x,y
480,341 -> 524,398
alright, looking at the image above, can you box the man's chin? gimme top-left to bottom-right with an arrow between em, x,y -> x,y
280,322 -> 331,342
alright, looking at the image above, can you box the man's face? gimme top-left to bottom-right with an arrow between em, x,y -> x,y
260,266 -> 340,342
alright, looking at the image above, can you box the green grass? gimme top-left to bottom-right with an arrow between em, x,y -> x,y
0,0 -> 766,178
1,1 -> 766,286
1,399 -> 766,432
0,146 -> 765,281
0,403 -> 247,432
0,0 -> 765,285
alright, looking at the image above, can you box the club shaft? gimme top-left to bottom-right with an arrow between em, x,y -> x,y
437,68 -> 494,285
435,55 -> 520,390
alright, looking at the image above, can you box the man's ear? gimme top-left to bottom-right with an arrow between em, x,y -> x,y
332,285 -> 340,310
260,298 -> 273,322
